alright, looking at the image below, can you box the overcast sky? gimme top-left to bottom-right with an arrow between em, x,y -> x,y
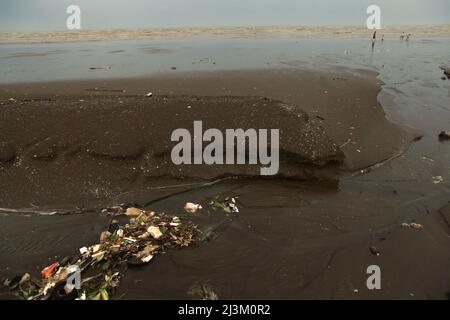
1,0 -> 449,32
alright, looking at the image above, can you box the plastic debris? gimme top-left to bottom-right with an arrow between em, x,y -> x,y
41,263 -> 59,279
369,246 -> 380,256
89,66 -> 111,70
100,231 -> 111,243
141,255 -> 154,263
184,202 -> 203,214
20,273 -> 31,285
432,176 -> 443,184
209,196 -> 240,214
420,156 -> 434,163
147,225 -> 163,239
401,222 -> 423,229
125,207 -> 143,217
170,216 -> 181,227
146,92 -> 153,97
4,205 -> 197,300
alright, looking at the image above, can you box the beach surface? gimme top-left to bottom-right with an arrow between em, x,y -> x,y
0,33 -> 450,299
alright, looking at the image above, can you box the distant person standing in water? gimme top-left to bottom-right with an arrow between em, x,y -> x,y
406,33 -> 411,41
381,34 -> 384,44
372,30 -> 376,49
400,32 -> 405,40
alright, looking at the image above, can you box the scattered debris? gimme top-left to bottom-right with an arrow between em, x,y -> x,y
438,131 -> 450,141
401,222 -> 423,229
369,246 -> 380,256
79,247 -> 89,255
146,92 -> 153,97
184,202 -> 203,214
8,97 -> 17,102
432,175 -> 443,184
209,196 -> 239,213
339,138 -> 352,148
41,263 -> 59,279
4,206 -> 197,300
188,282 -> 219,300
420,156 -> 434,163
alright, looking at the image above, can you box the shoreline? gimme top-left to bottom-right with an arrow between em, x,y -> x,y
1,24 -> 450,44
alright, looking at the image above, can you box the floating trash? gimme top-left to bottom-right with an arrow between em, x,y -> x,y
3,205 -> 197,300
184,202 -> 203,214
369,246 -> 380,256
209,196 -> 240,214
401,222 -> 423,229
438,131 -> 450,141
432,176 -> 443,184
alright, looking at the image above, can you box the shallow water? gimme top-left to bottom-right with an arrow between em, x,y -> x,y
2,36 -> 449,137
1,36 -> 449,135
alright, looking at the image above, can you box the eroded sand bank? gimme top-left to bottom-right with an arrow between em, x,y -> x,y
0,68 -> 415,208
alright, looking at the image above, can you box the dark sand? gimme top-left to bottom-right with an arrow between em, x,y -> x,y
0,93 -> 342,208
1,68 -> 449,299
0,68 -> 416,208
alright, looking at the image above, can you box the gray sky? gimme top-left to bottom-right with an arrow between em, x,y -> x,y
1,0 -> 449,32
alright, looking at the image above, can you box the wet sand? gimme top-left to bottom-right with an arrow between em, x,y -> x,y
0,69 -> 413,208
2,67 -> 446,300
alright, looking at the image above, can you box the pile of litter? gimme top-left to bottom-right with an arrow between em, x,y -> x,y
184,202 -> 203,214
3,206 -> 197,300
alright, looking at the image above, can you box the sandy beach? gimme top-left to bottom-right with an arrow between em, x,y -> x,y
1,25 -> 450,44
0,28 -> 450,300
